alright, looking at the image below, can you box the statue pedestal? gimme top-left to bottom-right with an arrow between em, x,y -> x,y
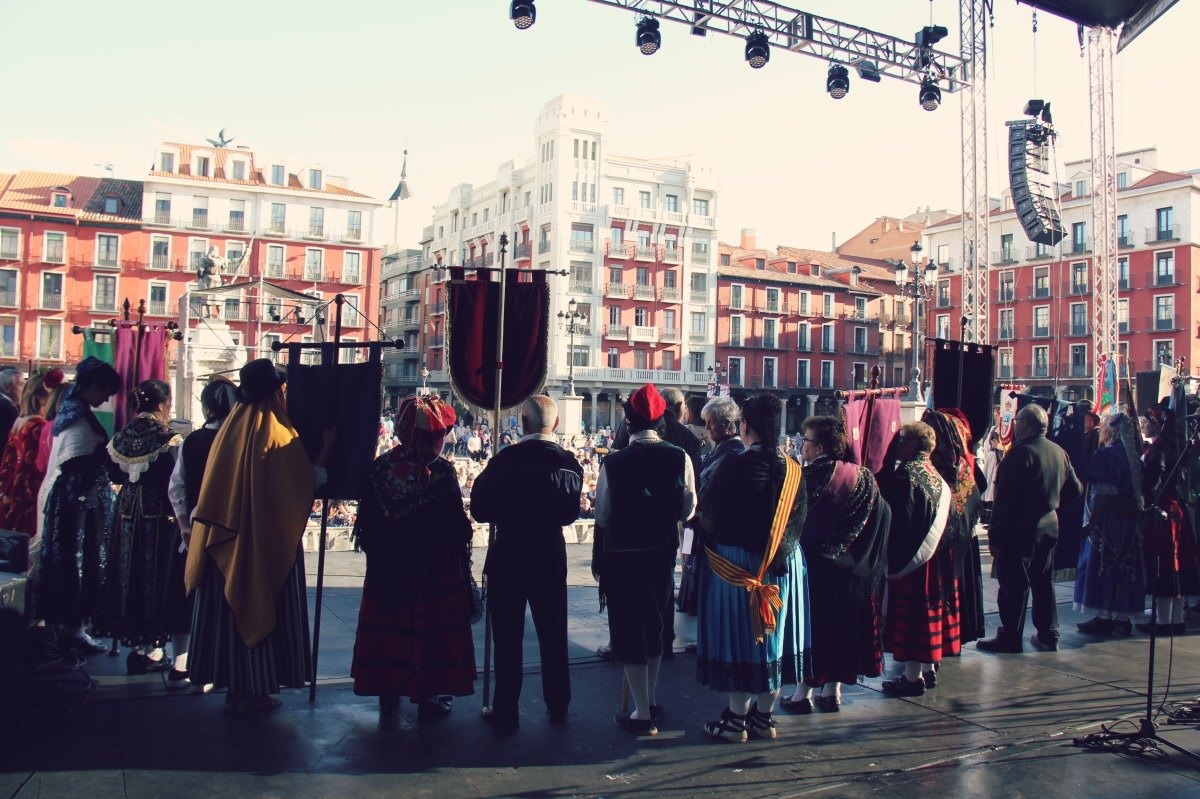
558,393 -> 584,438
179,321 -> 246,423
900,400 -> 927,425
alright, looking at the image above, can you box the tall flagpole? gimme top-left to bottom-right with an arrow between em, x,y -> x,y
481,232 -> 509,708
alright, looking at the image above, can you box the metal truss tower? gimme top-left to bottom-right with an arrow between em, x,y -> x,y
959,0 -> 990,344
1088,26 -> 1119,369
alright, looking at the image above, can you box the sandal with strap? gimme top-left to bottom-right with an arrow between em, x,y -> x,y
747,704 -> 777,739
703,708 -> 748,743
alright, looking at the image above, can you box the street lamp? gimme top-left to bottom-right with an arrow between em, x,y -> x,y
707,359 -> 726,397
894,241 -> 939,402
557,298 -> 586,397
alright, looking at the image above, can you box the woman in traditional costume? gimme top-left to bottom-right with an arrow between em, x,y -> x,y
1074,412 -> 1145,635
783,415 -> 889,713
36,357 -> 122,655
166,377 -> 239,688
185,359 -> 333,714
0,368 -> 62,535
695,394 -> 807,742
351,394 -> 477,724
93,380 -> 183,673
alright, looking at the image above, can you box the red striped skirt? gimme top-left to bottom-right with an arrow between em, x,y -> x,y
883,558 -> 961,664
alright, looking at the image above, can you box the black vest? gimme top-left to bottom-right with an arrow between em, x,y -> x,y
181,426 -> 220,515
602,438 -> 686,553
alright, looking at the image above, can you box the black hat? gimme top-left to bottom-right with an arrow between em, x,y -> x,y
74,356 -> 120,391
237,359 -> 286,404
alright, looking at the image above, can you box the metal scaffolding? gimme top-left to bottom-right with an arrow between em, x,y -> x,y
959,0 -> 990,344
1088,26 -> 1119,369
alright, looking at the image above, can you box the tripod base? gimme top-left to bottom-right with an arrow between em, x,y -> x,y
1074,716 -> 1200,763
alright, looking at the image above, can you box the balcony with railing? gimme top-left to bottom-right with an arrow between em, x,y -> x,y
688,330 -> 707,344
605,242 -> 634,259
1069,364 -> 1090,378
1063,321 -> 1089,337
1026,246 -> 1055,261
515,242 -> 532,259
604,323 -> 629,339
1147,225 -> 1181,243
633,284 -> 656,301
224,217 -> 247,234
635,246 -> 657,261
569,239 -> 595,255
991,249 -> 1019,265
659,327 -> 680,344
1118,231 -> 1136,248
691,251 -> 710,265
147,299 -> 169,316
1069,236 -> 1092,255
1030,364 -> 1050,378
689,290 -> 707,305
606,282 -> 631,299
1028,285 -> 1051,300
997,285 -> 1016,303
188,210 -> 210,231
340,228 -> 364,244
661,287 -> 681,303
303,268 -> 324,281
429,302 -> 445,315
1149,314 -> 1178,332
629,325 -> 658,343
538,241 -> 551,254
997,325 -> 1015,340
662,246 -> 682,264
796,338 -> 812,353
569,280 -> 593,294
1029,323 -> 1051,338
1147,271 -> 1179,288
304,225 -> 327,241
1066,281 -> 1090,296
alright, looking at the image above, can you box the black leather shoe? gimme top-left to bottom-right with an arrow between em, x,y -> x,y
881,674 -> 926,697
976,636 -> 1022,653
1077,617 -> 1114,636
1029,633 -> 1059,651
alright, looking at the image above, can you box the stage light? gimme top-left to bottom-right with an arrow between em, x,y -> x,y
1023,99 -> 1046,118
916,25 -> 948,49
636,17 -> 661,55
854,59 -> 881,83
826,63 -> 850,99
510,0 -> 535,30
919,78 -> 941,111
745,32 -> 770,69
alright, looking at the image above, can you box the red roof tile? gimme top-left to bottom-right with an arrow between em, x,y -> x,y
151,142 -> 376,200
0,171 -> 141,224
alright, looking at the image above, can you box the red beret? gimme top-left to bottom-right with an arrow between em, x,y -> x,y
626,383 -> 666,424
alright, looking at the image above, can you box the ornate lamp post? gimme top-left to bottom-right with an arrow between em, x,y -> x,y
707,359 -> 727,397
557,298 -> 586,397
894,241 -> 939,402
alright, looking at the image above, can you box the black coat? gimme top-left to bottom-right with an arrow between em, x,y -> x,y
989,433 -> 1082,558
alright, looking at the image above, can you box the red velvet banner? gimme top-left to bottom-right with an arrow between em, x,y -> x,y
447,270 -> 549,410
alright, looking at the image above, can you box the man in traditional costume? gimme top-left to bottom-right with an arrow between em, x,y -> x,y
592,384 -> 696,735
879,422 -> 953,696
472,394 -> 583,733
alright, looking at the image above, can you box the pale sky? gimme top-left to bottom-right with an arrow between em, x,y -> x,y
3,0 -> 1195,251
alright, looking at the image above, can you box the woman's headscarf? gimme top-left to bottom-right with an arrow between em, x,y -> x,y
922,407 -> 976,514
393,394 -> 456,483
1107,412 -> 1144,510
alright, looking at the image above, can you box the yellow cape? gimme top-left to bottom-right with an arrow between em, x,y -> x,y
184,395 -> 315,648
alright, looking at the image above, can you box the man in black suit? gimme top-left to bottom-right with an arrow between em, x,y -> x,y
978,404 -> 1082,653
472,395 -> 583,733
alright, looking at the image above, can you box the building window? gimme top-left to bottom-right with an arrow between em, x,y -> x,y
308,169 -> 322,190
1118,256 -> 1130,289
148,283 -> 168,316
1155,251 -> 1175,285
0,228 -> 17,260
1068,262 -> 1087,293
1155,295 -> 1175,330
1071,221 -> 1087,253
797,322 -> 810,351
763,318 -> 777,349
192,196 -> 209,229
347,210 -> 362,240
755,258 -> 765,270
763,357 -> 777,388
1075,180 -> 1086,198
639,191 -> 651,209
998,308 -> 1014,339
96,234 -> 119,267
821,361 -> 834,388
1070,344 -> 1088,377
797,292 -> 810,316
0,271 -> 15,306
693,198 -> 709,216
271,165 -> 285,185
154,192 -> 171,224
935,314 -> 950,339
0,317 -> 14,358
822,293 -> 834,317
690,351 -> 705,373
228,199 -> 246,232
1033,305 -> 1049,337
665,195 -> 679,213
853,326 -> 868,353
344,251 -> 362,283
43,232 -> 65,264
1033,345 -> 1049,378
1033,267 -> 1049,298
266,245 -> 285,277
1118,299 -> 1129,333
102,197 -> 119,214
998,270 -> 1014,302
1117,172 -> 1128,189
634,307 -> 648,326
230,160 -> 246,180
38,320 -> 61,360
196,156 -> 211,177
309,207 -> 325,237
998,347 -> 1013,379
612,187 -> 624,205
936,279 -> 951,307
719,254 -> 731,266
40,273 -> 63,311
730,284 -> 744,310
1155,340 -> 1174,366
607,347 -> 619,368
690,311 -> 706,334
633,349 -> 648,370
188,239 -> 209,272
160,152 -> 175,172
765,287 -> 780,313
821,323 -> 835,352
796,359 -> 810,388
730,316 -> 743,347
1118,214 -> 1129,246
305,248 -> 324,280
1000,233 -> 1014,261
93,275 -> 117,312
1070,302 -> 1087,335
1156,207 -> 1175,239
728,357 -> 743,386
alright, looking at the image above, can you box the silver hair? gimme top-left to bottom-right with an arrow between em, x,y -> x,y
0,369 -> 22,399
1017,403 -> 1048,434
521,394 -> 558,433
660,386 -> 685,413
702,396 -> 741,428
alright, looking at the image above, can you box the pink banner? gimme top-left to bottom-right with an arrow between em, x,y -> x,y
113,325 -> 137,432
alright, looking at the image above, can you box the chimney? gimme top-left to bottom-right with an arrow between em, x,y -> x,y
831,232 -> 837,251
740,228 -> 757,250
883,219 -> 891,233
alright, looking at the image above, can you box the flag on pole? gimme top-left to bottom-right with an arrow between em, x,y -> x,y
81,329 -> 116,436
1098,353 -> 1116,413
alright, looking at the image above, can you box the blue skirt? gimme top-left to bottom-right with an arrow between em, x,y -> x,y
696,542 -> 809,694
1074,514 -> 1145,615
